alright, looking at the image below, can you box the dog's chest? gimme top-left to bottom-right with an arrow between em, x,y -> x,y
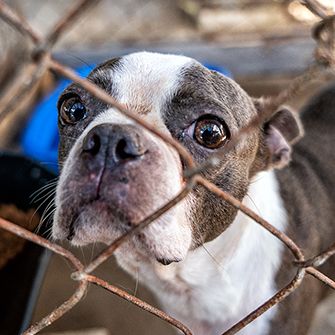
135,170 -> 287,335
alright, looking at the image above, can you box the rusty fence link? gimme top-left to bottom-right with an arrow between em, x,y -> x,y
0,0 -> 335,334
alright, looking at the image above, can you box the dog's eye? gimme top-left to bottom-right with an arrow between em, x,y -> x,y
60,97 -> 87,125
193,116 -> 229,149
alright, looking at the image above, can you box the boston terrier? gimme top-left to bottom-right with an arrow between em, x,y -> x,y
52,52 -> 335,335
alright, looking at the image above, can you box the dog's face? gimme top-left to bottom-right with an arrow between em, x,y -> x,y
52,52 -> 301,265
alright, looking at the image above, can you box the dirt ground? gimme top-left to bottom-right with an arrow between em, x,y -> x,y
34,247 -> 175,335
34,249 -> 335,335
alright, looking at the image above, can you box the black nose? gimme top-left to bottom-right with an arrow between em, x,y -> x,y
82,124 -> 146,164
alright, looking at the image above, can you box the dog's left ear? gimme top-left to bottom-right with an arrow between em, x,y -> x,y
257,103 -> 304,169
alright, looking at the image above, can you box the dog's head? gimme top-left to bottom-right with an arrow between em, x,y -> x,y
52,52 -> 302,265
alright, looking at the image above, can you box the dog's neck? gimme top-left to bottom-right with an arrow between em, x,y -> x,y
129,170 -> 287,335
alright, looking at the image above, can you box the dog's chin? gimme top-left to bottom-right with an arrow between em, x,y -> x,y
52,199 -> 124,245
53,201 -> 192,266
70,230 -> 185,266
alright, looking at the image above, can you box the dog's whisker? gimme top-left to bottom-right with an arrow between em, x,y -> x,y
30,192 -> 57,234
90,241 -> 97,263
31,187 -> 57,205
45,230 -> 53,241
35,190 -> 70,234
38,207 -> 57,235
133,269 -> 139,298
30,179 -> 58,202
63,53 -> 94,69
35,199 -> 56,235
245,193 -> 261,216
30,185 -> 57,206
201,244 -> 227,273
79,245 -> 87,264
41,225 -> 54,240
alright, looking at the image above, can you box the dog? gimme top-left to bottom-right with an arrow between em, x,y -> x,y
52,52 -> 335,335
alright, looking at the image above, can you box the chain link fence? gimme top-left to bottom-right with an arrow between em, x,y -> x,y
0,0 -> 334,334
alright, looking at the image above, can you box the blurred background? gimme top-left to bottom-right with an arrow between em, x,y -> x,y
0,0 -> 334,334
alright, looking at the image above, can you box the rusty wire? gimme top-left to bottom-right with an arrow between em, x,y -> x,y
0,1 -> 334,334
299,0 -> 330,19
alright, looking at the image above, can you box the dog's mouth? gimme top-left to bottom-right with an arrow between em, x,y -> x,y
65,198 -> 119,242
56,196 -> 187,266
63,197 -> 133,243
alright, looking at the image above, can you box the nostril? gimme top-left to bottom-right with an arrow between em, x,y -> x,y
83,133 -> 101,155
115,138 -> 145,161
115,139 -> 134,160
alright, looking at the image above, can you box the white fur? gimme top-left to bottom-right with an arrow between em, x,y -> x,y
114,52 -> 192,109
112,52 -> 193,134
124,170 -> 287,335
53,52 -> 194,258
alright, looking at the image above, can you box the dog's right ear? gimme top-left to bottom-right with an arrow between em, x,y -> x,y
254,100 -> 304,170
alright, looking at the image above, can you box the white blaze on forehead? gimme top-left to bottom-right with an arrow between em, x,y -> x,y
113,52 -> 193,109
103,51 -> 194,133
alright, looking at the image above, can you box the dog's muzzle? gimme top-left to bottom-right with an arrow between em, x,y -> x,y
53,121 -> 191,263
